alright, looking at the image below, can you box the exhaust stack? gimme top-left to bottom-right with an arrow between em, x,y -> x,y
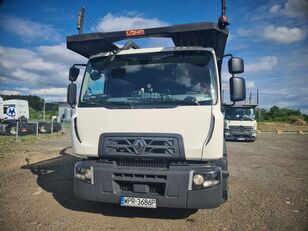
218,0 -> 230,28
77,6 -> 85,34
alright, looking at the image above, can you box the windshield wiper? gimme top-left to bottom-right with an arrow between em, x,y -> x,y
102,101 -> 133,109
139,97 -> 200,106
100,41 -> 139,68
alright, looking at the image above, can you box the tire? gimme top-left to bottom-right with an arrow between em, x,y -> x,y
25,123 -> 37,134
38,122 -> 51,134
7,123 -> 17,135
53,122 -> 61,132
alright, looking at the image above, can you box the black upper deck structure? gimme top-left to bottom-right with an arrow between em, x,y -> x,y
66,22 -> 229,59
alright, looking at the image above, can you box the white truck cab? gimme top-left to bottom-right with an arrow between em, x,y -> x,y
2,99 -> 29,122
66,2 -> 246,209
224,105 -> 257,141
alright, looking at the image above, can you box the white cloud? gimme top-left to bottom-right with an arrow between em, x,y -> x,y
269,0 -> 308,18
96,12 -> 169,32
31,87 -> 67,96
246,56 -> 278,73
94,13 -> 172,48
263,25 -> 305,44
36,43 -> 86,64
0,44 -> 86,101
246,81 -> 256,89
0,90 -> 22,95
237,28 -> 253,37
0,14 -> 61,42
269,5 -> 282,14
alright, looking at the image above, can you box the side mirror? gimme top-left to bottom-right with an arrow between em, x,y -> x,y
69,66 -> 80,82
90,71 -> 101,81
230,77 -> 246,102
228,57 -> 244,74
67,83 -> 77,107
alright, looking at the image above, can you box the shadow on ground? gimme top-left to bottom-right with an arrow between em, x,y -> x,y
21,147 -> 197,219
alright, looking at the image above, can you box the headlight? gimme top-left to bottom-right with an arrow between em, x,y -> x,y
75,163 -> 93,184
224,131 -> 231,136
192,168 -> 221,190
224,120 -> 229,129
193,174 -> 205,186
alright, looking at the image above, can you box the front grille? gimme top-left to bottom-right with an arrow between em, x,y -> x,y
106,137 -> 178,154
229,125 -> 253,130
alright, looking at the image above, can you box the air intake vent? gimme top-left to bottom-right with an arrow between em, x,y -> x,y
116,160 -> 168,169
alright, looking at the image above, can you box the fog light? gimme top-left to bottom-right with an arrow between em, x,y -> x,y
203,180 -> 220,188
193,174 -> 204,186
224,131 -> 230,136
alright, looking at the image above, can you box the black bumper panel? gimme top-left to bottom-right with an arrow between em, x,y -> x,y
224,130 -> 256,141
74,160 -> 228,209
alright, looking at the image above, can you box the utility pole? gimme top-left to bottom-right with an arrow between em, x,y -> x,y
257,89 -> 261,119
43,98 -> 46,122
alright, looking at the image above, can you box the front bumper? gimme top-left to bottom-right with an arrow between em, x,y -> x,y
224,129 -> 257,141
74,160 -> 228,209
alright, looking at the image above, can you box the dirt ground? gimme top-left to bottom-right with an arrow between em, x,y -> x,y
0,132 -> 307,231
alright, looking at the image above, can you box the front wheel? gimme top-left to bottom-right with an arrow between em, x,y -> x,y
7,124 -> 17,135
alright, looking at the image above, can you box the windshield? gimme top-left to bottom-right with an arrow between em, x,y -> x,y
225,107 -> 255,121
79,50 -> 218,109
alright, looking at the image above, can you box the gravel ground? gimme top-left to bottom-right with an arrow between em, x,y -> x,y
0,133 -> 307,231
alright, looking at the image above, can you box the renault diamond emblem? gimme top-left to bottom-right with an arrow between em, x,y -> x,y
133,138 -> 146,154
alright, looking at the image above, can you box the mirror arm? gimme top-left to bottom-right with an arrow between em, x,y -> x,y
217,53 -> 233,61
223,102 -> 235,107
73,64 -> 87,68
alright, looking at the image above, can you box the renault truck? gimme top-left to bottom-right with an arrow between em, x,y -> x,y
66,0 -> 246,209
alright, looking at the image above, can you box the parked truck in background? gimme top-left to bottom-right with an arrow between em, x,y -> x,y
224,104 -> 257,141
66,0 -> 246,209
0,97 -> 61,135
1,99 -> 29,122
0,98 -> 30,135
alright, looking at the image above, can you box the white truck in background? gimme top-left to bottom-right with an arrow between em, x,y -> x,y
0,98 -> 30,135
224,104 -> 257,141
66,0 -> 246,209
1,99 -> 29,122
0,97 -> 61,135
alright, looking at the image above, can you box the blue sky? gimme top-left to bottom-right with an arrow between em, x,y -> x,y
0,0 -> 307,113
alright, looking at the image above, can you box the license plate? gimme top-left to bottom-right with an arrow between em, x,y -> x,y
237,137 -> 246,140
120,196 -> 157,208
